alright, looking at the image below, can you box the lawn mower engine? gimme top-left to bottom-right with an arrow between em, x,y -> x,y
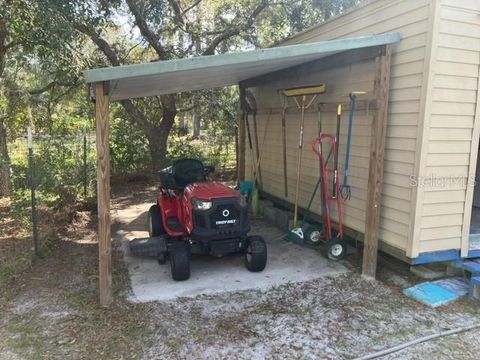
129,159 -> 267,281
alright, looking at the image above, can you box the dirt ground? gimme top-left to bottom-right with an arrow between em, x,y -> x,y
1,183 -> 480,360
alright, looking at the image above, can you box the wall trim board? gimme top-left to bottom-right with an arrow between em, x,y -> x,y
407,0 -> 441,258
459,30 -> 480,257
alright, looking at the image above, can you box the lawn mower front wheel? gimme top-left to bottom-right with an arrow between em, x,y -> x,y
170,242 -> 190,281
245,236 -> 267,272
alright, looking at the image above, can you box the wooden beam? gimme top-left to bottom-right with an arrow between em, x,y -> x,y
237,86 -> 246,182
240,46 -> 384,89
253,100 -> 378,116
95,82 -> 112,306
362,45 -> 392,279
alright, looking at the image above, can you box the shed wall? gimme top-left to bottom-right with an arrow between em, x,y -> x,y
246,0 -> 433,254
246,59 -> 376,234
414,0 -> 480,257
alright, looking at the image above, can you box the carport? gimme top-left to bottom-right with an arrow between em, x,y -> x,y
84,33 -> 400,306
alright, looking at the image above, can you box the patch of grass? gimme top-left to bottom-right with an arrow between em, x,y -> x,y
62,287 -> 99,309
4,313 -> 54,360
0,259 -> 18,282
0,252 -> 33,300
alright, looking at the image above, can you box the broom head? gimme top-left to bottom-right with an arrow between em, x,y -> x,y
282,84 -> 326,97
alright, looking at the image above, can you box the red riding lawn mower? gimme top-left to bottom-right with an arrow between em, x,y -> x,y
129,159 -> 267,281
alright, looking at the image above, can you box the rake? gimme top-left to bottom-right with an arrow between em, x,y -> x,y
281,84 -> 326,242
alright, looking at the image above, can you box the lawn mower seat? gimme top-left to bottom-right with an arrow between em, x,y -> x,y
160,159 -> 206,190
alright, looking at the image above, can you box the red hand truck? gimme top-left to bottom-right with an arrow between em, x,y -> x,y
311,134 -> 346,260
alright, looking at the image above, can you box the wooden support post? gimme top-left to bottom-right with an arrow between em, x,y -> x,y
95,82 -> 112,306
238,86 -> 246,182
362,45 -> 392,279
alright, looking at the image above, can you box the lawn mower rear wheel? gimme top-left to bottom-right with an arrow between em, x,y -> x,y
148,204 -> 165,237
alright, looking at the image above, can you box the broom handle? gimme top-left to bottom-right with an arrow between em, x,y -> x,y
343,94 -> 356,185
333,104 -> 341,198
252,110 -> 262,185
293,96 -> 307,226
282,106 -> 288,197
252,110 -> 272,185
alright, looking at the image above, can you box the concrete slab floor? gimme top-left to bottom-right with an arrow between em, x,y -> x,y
115,200 -> 348,302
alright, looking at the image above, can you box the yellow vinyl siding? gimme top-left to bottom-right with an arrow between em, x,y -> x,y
247,0 -> 480,259
245,0 -> 432,253
415,0 -> 480,255
246,59 -> 375,233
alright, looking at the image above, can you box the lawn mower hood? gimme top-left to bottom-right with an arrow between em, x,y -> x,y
183,182 -> 240,201
183,181 -> 250,241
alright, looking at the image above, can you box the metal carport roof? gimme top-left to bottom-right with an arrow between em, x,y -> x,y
84,33 -> 400,101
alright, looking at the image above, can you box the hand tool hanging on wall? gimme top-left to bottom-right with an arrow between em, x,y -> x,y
244,90 -> 257,181
317,104 -> 326,221
332,104 -> 342,198
251,109 -> 273,216
340,91 -> 366,200
280,94 -> 289,197
245,90 -> 262,187
252,109 -> 272,186
281,84 -> 326,236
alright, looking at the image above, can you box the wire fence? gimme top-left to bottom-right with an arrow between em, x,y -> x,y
7,130 -> 97,254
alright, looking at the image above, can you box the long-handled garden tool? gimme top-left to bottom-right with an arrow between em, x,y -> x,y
279,93 -> 288,197
245,90 -> 258,181
246,90 -> 262,187
251,109 -> 272,216
340,92 -> 365,200
285,103 -> 330,245
332,104 -> 342,199
252,109 -> 272,185
282,84 -> 326,242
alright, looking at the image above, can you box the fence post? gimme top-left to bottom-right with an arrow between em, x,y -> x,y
28,127 -> 40,256
83,128 -> 88,198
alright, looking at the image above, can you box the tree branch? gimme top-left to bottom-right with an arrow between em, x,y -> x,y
73,22 -> 164,134
5,40 -> 23,50
28,79 -> 79,95
178,105 -> 194,113
168,0 -> 184,25
120,99 -> 157,134
74,24 -> 121,66
182,0 -> 202,16
202,0 -> 269,55
125,0 -> 168,60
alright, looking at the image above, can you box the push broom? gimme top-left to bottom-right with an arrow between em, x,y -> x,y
282,84 -> 326,242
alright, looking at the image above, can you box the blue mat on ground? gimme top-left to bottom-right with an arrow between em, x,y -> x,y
434,278 -> 469,296
403,277 -> 469,307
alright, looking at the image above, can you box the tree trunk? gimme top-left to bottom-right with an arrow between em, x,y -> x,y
155,94 -> 177,169
147,96 -> 176,169
0,117 -> 11,197
120,95 -> 177,170
193,29 -> 202,139
0,19 -> 11,196
178,112 -> 188,135
193,102 -> 201,139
